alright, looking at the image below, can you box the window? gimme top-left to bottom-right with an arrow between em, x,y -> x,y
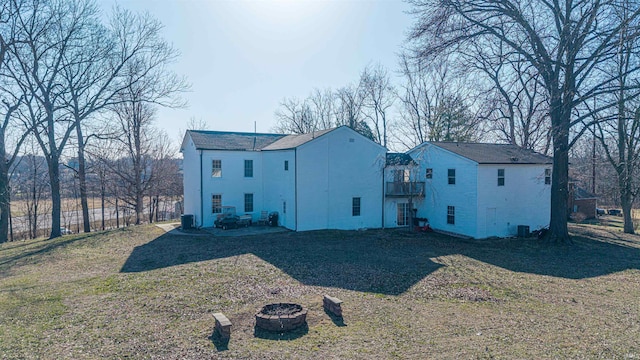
283,201 -> 286,214
545,169 -> 551,185
352,197 -> 361,216
397,203 -> 409,226
244,193 -> 253,212
284,160 -> 289,171
447,206 -> 455,225
212,194 -> 222,213
426,168 -> 433,179
212,160 -> 221,177
448,169 -> 456,185
244,160 -> 253,177
498,169 -> 505,186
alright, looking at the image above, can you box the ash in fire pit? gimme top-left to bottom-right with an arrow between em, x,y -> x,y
255,303 -> 307,332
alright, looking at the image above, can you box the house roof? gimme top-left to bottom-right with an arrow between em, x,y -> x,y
573,186 -> 598,200
185,130 -> 285,151
261,128 -> 336,150
426,142 -> 552,164
386,153 -> 414,166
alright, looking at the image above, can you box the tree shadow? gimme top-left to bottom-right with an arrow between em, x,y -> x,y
120,226 -> 640,294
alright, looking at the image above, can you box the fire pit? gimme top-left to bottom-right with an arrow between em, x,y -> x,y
255,303 -> 307,332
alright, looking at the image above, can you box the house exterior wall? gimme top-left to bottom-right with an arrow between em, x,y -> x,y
409,144 -> 479,238
262,150 -> 296,230
296,127 -> 385,231
181,134 -> 203,226
476,164 -> 551,238
198,150 -> 264,227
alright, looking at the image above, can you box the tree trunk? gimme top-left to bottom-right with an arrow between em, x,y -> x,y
621,193 -> 635,234
0,133 -> 9,243
76,124 -> 91,233
49,155 -> 62,239
547,98 -> 571,243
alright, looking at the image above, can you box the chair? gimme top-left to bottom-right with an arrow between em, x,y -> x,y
257,210 -> 269,225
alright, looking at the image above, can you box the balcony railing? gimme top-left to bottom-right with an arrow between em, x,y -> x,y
386,181 -> 425,197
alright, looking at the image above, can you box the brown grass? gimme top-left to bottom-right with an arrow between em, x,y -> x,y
1,224 -> 639,359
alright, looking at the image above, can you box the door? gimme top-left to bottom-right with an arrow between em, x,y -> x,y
485,207 -> 497,237
397,203 -> 409,226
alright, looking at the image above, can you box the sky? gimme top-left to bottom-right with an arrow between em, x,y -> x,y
103,0 -> 415,144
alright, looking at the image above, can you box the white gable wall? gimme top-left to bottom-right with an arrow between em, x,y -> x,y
410,144 -> 479,238
296,127 -> 385,231
181,134 -> 202,226
476,164 -> 551,238
262,150 -> 296,230
199,150 -> 264,227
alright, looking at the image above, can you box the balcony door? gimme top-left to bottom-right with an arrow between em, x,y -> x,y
397,203 -> 409,226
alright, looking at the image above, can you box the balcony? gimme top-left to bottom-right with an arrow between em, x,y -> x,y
386,181 -> 425,197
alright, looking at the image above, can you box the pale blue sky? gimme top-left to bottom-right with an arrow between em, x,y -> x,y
107,0 -> 414,142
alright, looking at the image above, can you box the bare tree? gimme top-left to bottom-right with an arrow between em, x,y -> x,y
396,54 -> 483,149
408,0 -> 640,242
360,64 -> 395,147
273,97 -> 315,134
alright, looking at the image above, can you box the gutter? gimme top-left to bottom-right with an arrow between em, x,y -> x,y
200,149 -> 204,227
294,148 -> 298,231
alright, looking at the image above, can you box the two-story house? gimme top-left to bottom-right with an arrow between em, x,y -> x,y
182,127 -> 552,238
180,126 -> 387,231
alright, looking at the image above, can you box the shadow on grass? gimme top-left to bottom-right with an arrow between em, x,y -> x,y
253,323 -> 309,340
208,331 -> 229,351
0,231 -> 109,275
324,309 -> 346,327
120,226 -> 640,294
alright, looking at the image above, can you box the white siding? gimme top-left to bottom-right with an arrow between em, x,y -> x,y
296,127 -> 385,231
476,165 -> 551,238
409,144 -> 479,238
199,150 -> 263,227
262,150 -> 296,230
181,134 -> 202,226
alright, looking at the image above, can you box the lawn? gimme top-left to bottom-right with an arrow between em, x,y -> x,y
1,224 -> 639,359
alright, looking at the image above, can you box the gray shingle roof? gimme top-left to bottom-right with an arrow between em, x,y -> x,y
428,142 -> 552,164
186,130 -> 285,151
261,128 -> 336,150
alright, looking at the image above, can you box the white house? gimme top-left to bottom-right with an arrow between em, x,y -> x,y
182,127 -> 551,238
406,142 -> 552,238
180,126 -> 386,231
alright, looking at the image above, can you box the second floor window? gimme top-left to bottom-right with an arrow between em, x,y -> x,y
244,160 -> 253,177
284,160 -> 289,171
212,160 -> 221,177
545,169 -> 551,185
448,169 -> 456,185
426,168 -> 433,179
498,169 -> 505,186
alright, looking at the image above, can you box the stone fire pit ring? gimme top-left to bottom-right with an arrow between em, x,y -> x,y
255,303 -> 307,332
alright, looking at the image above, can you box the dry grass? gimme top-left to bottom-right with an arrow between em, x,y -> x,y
1,224 -> 640,359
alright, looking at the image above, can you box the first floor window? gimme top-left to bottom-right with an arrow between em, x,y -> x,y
212,160 -> 221,177
545,168 -> 551,185
283,201 -> 287,214
244,159 -> 253,177
397,203 -> 409,226
244,193 -> 254,212
212,194 -> 222,213
498,169 -> 505,186
352,197 -> 361,216
447,206 -> 455,225
448,169 -> 456,185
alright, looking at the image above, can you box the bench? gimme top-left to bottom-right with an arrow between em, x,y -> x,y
213,312 -> 232,339
323,295 -> 343,317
